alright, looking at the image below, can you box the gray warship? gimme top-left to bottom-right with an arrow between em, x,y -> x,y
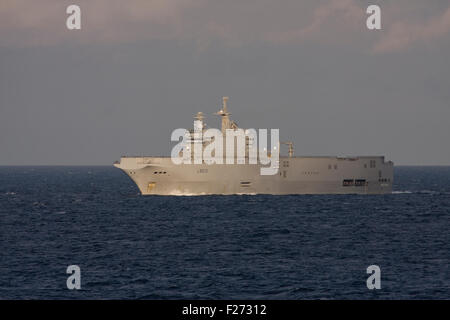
114,97 -> 394,195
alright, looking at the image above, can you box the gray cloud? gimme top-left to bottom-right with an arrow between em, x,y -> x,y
374,5 -> 450,53
1,0 -> 450,53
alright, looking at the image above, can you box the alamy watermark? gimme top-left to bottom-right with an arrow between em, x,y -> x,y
66,265 -> 81,290
366,265 -> 381,290
66,4 -> 381,31
66,5 -> 81,30
170,123 -> 280,176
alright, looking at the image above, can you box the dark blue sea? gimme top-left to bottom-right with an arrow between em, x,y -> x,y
0,166 -> 449,299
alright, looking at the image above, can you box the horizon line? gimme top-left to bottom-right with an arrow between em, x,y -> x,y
1,164 -> 450,167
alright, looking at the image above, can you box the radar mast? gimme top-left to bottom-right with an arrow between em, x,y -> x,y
215,96 -> 232,134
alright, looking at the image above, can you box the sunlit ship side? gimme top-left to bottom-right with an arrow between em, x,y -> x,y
114,97 -> 393,195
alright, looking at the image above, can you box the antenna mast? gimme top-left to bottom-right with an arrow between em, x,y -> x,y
215,96 -> 231,134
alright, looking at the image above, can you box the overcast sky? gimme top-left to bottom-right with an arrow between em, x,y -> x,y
1,0 -> 449,165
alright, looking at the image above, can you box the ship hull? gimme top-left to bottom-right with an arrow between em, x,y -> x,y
114,156 -> 393,195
